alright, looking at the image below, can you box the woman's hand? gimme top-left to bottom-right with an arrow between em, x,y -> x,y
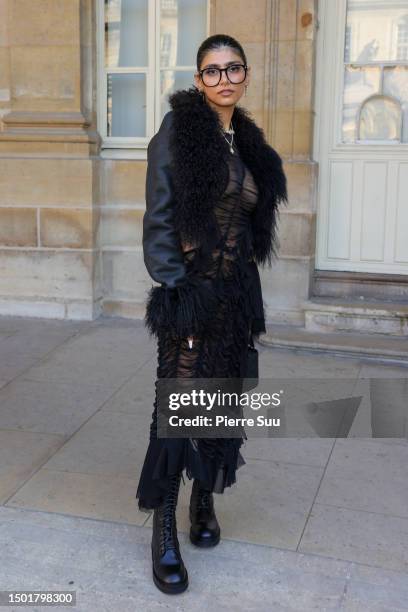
187,336 -> 194,349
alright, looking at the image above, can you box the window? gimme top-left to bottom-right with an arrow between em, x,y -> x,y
97,0 -> 209,155
341,0 -> 408,144
397,18 -> 408,61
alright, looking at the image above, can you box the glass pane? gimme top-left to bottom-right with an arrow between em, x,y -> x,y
345,0 -> 408,63
342,1 -> 408,143
384,65 -> 408,142
160,0 -> 207,67
397,20 -> 408,60
107,73 -> 146,137
342,66 -> 381,143
105,0 -> 148,68
359,96 -> 402,141
160,69 -> 196,117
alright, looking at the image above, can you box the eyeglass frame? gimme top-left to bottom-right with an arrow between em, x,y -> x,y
198,63 -> 248,87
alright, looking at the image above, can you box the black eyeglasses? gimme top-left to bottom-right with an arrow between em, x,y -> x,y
198,63 -> 248,87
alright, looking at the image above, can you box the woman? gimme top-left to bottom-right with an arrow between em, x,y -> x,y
136,34 -> 287,594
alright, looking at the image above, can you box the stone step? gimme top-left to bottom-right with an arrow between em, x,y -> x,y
313,269 -> 408,302
302,297 -> 408,336
260,322 -> 408,366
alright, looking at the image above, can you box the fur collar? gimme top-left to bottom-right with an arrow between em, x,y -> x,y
167,86 -> 287,267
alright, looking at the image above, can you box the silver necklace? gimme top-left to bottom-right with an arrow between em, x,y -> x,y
221,121 -> 235,154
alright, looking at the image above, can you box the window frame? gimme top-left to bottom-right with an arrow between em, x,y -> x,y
338,1 -> 408,150
96,0 -> 210,159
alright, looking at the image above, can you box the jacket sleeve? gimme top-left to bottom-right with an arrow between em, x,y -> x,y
143,111 -> 218,340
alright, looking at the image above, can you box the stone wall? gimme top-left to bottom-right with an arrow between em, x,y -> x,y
0,0 -> 102,319
0,0 -> 318,326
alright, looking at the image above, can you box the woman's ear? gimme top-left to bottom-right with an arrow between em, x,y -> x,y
193,74 -> 201,90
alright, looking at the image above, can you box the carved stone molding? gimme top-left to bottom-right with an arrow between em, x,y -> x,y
0,0 -> 99,156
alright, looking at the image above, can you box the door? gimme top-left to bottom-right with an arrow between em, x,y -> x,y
314,0 -> 408,275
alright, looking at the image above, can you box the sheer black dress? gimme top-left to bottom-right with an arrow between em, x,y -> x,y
136,139 -> 265,513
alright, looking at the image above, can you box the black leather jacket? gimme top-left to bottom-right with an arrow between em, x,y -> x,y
143,112 -> 219,340
143,111 -> 187,290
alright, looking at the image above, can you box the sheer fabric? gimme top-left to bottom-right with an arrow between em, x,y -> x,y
136,144 -> 262,512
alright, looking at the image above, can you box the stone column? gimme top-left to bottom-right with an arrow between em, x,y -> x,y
211,0 -> 318,325
0,0 -> 102,319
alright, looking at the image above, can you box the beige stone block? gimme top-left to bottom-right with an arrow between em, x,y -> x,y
278,211 -> 316,257
261,257 -> 313,319
0,140 -> 97,156
284,161 -> 317,212
0,207 -> 37,246
40,208 -> 93,249
294,40 -> 313,111
0,159 -> 93,207
273,110 -> 294,157
0,297 -> 66,318
92,242 -> 103,301
297,0 -> 316,41
102,250 -> 151,301
0,47 -> 10,105
94,208 -> 102,247
276,41 -> 296,110
101,208 -> 143,248
215,0 -> 269,43
102,299 -> 145,320
102,160 -> 146,206
0,250 -> 93,298
239,42 -> 267,115
0,0 -> 9,47
80,0 -> 93,49
10,46 -> 79,112
293,111 -> 313,158
252,109 -> 267,132
9,0 -> 80,46
278,0 -> 297,41
65,300 -> 97,320
92,158 -> 102,208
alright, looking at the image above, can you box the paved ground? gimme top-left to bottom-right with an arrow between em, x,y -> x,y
0,315 -> 407,611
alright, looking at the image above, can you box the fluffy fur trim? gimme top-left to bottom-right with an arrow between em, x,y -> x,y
167,86 -> 288,267
144,275 -> 219,339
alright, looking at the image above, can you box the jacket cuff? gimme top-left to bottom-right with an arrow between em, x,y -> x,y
144,275 -> 219,339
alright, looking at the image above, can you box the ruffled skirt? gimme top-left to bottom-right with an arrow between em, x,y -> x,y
136,248 -> 265,513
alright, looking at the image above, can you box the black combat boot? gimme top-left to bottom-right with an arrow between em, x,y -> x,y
189,479 -> 220,547
151,472 -> 188,594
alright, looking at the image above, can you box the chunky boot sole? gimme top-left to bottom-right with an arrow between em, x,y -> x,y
189,528 -> 220,548
152,567 -> 189,594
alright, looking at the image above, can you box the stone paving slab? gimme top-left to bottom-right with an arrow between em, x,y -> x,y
0,378 -> 115,436
20,323 -> 153,388
0,316 -> 408,610
0,429 -> 64,504
315,439 -> 408,518
144,457 -> 324,550
1,506 -> 408,611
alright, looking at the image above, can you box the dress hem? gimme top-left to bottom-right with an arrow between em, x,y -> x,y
136,437 -> 246,512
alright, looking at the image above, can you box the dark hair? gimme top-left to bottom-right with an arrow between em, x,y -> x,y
196,34 -> 247,72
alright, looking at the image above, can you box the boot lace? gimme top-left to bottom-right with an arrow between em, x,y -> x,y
159,475 -> 180,552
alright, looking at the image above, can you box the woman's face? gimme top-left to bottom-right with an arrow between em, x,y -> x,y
194,47 -> 250,108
